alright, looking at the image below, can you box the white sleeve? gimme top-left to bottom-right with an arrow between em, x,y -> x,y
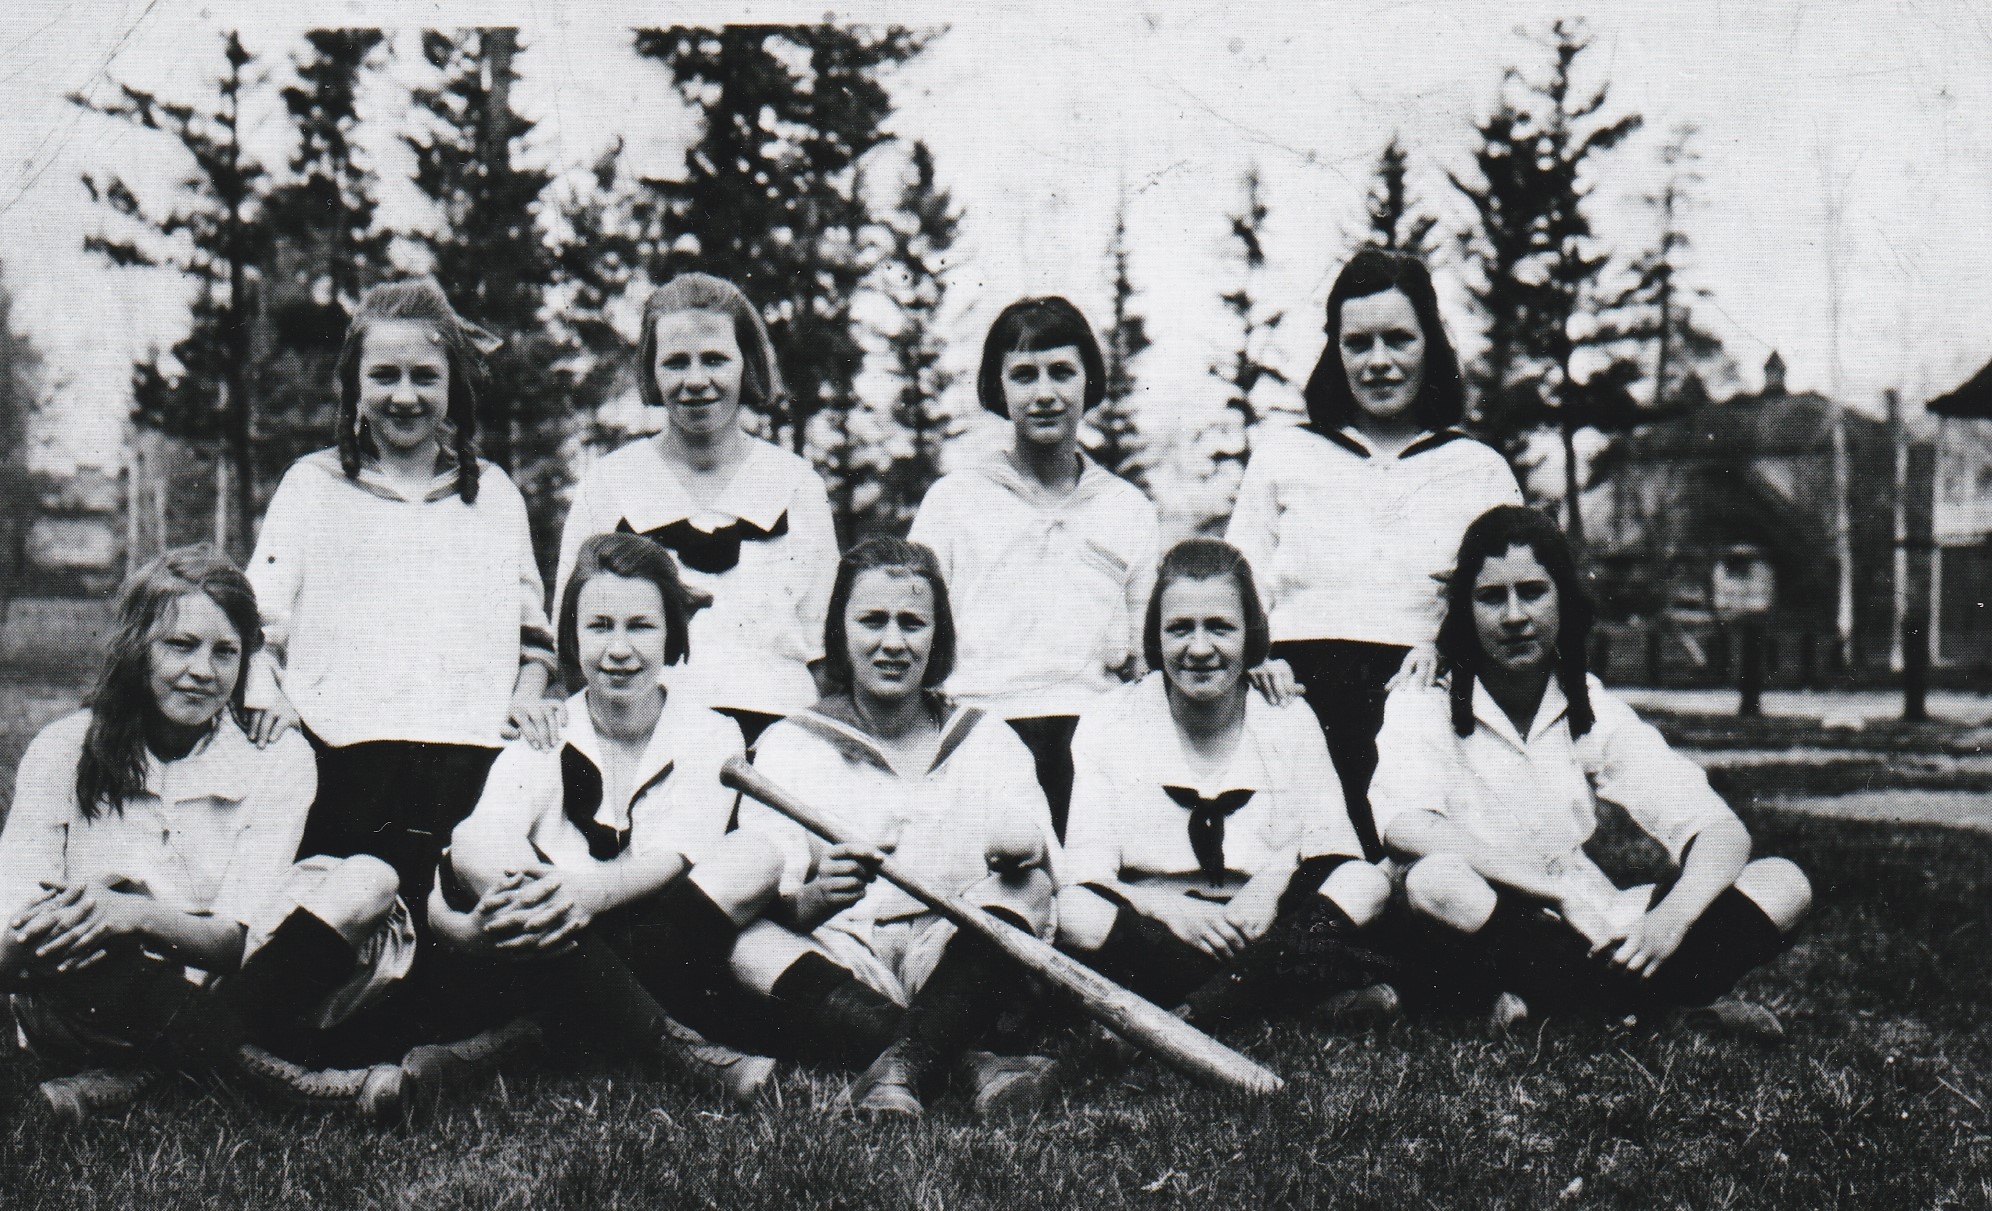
244,465 -> 312,709
1281,707 -> 1364,860
907,478 -> 960,591
1123,495 -> 1162,669
507,476 -> 556,676
1368,685 -> 1455,851
784,466 -> 840,666
551,464 -> 610,627
0,718 -> 82,917
1061,713 -> 1122,887
1585,685 -> 1737,864
214,732 -> 317,929
1224,452 -> 1281,613
734,727 -> 821,896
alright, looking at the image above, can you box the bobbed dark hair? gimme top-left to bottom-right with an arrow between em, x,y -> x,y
335,277 -> 490,503
557,532 -> 694,693
1301,248 -> 1466,433
1142,538 -> 1272,676
976,296 -> 1107,417
636,272 -> 785,417
77,546 -> 261,820
820,537 -> 957,697
1436,505 -> 1594,739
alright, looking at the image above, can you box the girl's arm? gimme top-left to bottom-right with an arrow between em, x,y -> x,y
785,468 -> 841,668
504,486 -> 564,750
244,469 -> 311,746
16,882 -> 246,976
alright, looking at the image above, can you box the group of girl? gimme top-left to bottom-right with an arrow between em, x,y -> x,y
1,250 -> 1811,1125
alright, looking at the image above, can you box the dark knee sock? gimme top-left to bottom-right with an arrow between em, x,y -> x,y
543,935 -> 678,1063
619,877 -> 740,994
1070,905 -> 1218,1009
1640,888 -> 1791,1010
892,930 -> 1020,1094
1476,897 -> 1606,1012
1181,896 -> 1385,1026
769,951 -> 903,1069
226,910 -> 358,1037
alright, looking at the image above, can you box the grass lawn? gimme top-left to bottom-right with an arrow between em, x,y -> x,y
0,674 -> 1986,1208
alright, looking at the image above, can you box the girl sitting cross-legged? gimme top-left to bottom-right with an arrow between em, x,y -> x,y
1,548 -> 413,1123
1371,506 -> 1812,1037
1056,539 -> 1400,1035
430,532 -> 789,1104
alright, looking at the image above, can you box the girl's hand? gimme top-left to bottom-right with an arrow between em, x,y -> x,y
479,867 -> 587,955
1247,659 -> 1301,708
795,843 -> 890,921
1387,644 -> 1441,692
1222,885 -> 1281,945
503,694 -> 568,752
245,690 -> 303,748
1150,896 -> 1250,961
14,882 -> 141,973
1595,904 -> 1695,980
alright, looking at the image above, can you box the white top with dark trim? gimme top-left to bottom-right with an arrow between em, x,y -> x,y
1064,674 -> 1362,889
1225,425 -> 1522,647
909,450 -> 1160,718
741,698 -> 1062,931
555,437 -> 839,717
245,450 -> 553,749
1369,675 -> 1738,877
454,690 -> 745,873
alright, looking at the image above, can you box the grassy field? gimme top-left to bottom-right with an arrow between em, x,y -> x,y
0,668 -> 1987,1209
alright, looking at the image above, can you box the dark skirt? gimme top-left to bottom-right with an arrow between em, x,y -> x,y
1272,638 -> 1411,861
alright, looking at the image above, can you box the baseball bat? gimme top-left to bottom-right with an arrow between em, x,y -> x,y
720,756 -> 1285,1096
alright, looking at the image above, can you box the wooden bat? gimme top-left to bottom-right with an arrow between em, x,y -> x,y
720,756 -> 1285,1096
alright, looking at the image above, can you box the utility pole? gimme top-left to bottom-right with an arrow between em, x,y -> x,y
1887,389 -> 1908,671
1819,149 -> 1856,668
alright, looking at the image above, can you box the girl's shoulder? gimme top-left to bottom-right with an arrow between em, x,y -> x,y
741,437 -> 829,495
23,708 -> 93,767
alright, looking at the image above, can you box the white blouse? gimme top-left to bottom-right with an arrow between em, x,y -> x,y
1225,425 -> 1522,647
246,451 -> 553,749
1064,675 -> 1363,891
909,451 -> 1160,718
555,437 -> 838,717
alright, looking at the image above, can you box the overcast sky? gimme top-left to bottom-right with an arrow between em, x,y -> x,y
4,0 -> 1991,473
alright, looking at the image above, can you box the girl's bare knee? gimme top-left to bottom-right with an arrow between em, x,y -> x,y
1736,857 -> 1811,934
1055,886 -> 1118,952
1405,854 -> 1496,933
1323,860 -> 1392,927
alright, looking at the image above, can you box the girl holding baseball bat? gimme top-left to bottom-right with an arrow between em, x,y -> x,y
909,296 -> 1160,838
1058,539 -> 1399,1031
430,532 -> 787,1103
730,537 -> 1064,1119
2,548 -> 412,1122
554,273 -> 839,750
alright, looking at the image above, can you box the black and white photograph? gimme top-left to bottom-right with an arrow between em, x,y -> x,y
0,1 -> 1987,1206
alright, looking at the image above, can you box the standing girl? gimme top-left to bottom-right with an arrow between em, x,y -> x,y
555,273 -> 839,749
244,278 -> 562,926
3,548 -> 411,1122
1227,250 -> 1523,859
909,297 -> 1160,837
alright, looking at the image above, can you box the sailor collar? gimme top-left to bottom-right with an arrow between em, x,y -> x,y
1126,674 -> 1273,797
1296,424 -> 1471,461
785,694 -> 987,777
303,448 -> 468,503
617,438 -> 793,535
975,448 -> 1121,511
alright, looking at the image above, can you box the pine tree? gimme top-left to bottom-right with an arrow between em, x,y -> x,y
405,28 -> 571,572
1452,20 -> 1643,549
1362,135 -> 1439,259
874,141 -> 961,534
1210,166 -> 1292,453
258,30 -> 391,483
72,32 -> 268,558
1087,196 -> 1153,490
0,263 -> 42,616
1618,124 -> 1734,411
631,25 -> 929,455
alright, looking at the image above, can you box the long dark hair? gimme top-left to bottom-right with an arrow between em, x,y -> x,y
77,547 -> 261,820
1436,506 -> 1594,739
556,531 -> 694,693
976,296 -> 1107,417
820,537 -> 956,696
1142,538 -> 1271,676
1301,248 -> 1466,433
334,278 -> 490,503
636,272 -> 785,416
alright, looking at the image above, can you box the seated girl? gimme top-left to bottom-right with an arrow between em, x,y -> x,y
1370,506 -> 1812,1036
433,532 -> 788,1103
1,548 -> 411,1121
1058,539 -> 1398,1030
731,537 -> 1063,1119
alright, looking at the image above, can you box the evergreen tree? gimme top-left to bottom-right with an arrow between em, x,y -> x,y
0,263 -> 42,616
1452,20 -> 1643,549
1087,196 -> 1153,490
631,25 -> 929,455
874,141 -> 961,534
73,32 -> 268,558
1618,124 -> 1734,411
1362,134 -> 1439,259
1209,166 -> 1291,455
258,30 -> 391,481
405,28 -> 571,572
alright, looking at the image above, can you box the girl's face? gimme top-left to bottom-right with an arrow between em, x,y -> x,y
576,572 -> 671,706
652,310 -> 746,440
147,591 -> 242,734
1157,575 -> 1248,705
358,319 -> 451,457
1001,345 -> 1086,451
1471,545 -> 1561,682
843,568 -> 935,707
1338,289 -> 1426,427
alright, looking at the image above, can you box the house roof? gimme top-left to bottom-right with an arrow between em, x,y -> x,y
1928,358 -> 1992,418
